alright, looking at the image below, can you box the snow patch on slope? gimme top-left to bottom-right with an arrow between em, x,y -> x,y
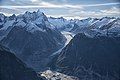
25,22 -> 46,33
1,20 -> 15,30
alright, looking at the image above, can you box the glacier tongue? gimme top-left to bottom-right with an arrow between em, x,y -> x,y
62,31 -> 75,45
51,31 -> 75,56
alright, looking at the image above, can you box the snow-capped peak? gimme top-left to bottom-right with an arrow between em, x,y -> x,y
0,10 -> 53,34
17,10 -> 48,23
37,9 -> 44,16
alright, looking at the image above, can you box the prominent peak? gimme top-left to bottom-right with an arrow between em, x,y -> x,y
24,10 -> 44,17
0,13 -> 5,16
37,9 -> 44,15
25,11 -> 30,14
24,11 -> 32,16
9,14 -> 16,20
58,17 -> 64,19
19,10 -> 48,22
36,10 -> 47,20
11,14 -> 16,17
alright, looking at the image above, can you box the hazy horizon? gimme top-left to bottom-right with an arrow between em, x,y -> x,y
0,0 -> 120,19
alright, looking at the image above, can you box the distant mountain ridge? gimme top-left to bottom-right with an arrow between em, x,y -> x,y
49,17 -> 120,37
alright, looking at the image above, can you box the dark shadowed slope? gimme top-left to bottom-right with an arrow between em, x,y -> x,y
0,45 -> 43,80
49,33 -> 120,80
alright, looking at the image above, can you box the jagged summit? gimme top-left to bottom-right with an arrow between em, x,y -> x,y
48,16 -> 120,35
0,10 -> 66,71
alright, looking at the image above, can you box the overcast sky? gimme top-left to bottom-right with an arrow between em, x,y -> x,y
0,0 -> 120,19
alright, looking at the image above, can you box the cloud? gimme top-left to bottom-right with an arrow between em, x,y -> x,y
67,7 -> 120,18
31,0 -> 38,2
0,0 -> 120,9
0,0 -> 119,19
0,6 -> 120,19
100,7 -> 120,14
83,2 -> 120,7
11,0 -> 15,1
0,1 -> 83,9
1,2 -> 119,11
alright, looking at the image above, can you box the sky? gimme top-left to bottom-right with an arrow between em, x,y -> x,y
0,0 -> 120,19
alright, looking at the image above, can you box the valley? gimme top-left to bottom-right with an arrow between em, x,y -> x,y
0,10 -> 120,80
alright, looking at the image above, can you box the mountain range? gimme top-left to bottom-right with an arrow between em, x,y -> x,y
0,10 -> 66,71
49,17 -> 120,37
0,10 -> 120,80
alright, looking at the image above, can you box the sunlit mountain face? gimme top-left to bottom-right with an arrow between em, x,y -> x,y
0,0 -> 120,80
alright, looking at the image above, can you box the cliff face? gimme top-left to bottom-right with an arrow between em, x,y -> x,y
49,33 -> 120,80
